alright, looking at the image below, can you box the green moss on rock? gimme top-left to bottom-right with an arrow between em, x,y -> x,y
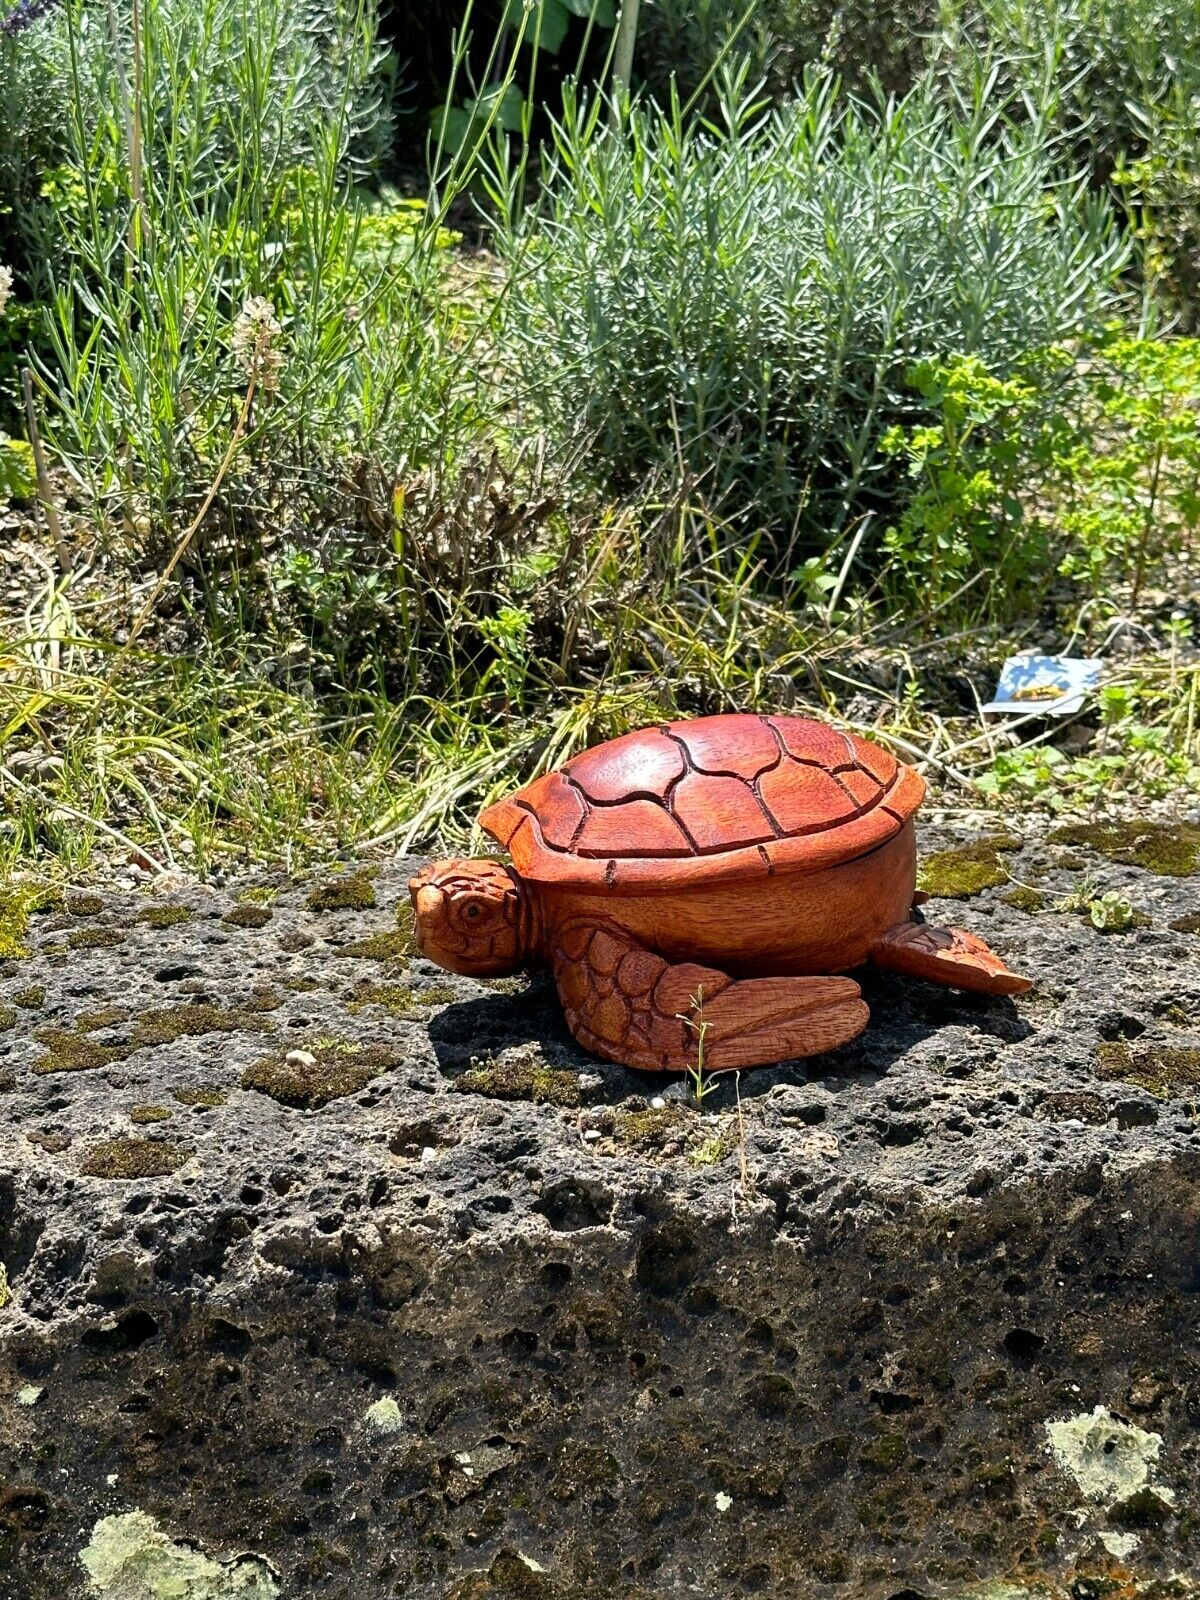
76,1006 -> 128,1031
242,1039 -> 401,1108
1000,886 -> 1047,914
614,1104 -> 690,1152
0,883 -> 60,959
137,904 -> 193,929
338,929 -> 410,963
242,985 -> 283,1013
454,1055 -> 580,1108
238,886 -> 278,906
66,892 -> 105,917
79,1138 -> 192,1178
918,835 -> 1021,899
1049,819 -> 1200,876
1096,1041 -> 1200,1099
860,1433 -> 907,1471
68,926 -> 127,950
130,1001 -> 272,1048
222,904 -> 273,929
0,1006 -> 15,1031
129,1105 -> 172,1124
171,1087 -> 227,1108
12,984 -> 45,1009
347,981 -> 456,1017
33,1027 -> 130,1074
307,872 -> 377,912
1169,912 -> 1200,934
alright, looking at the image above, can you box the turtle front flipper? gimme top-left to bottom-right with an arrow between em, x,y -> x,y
550,919 -> 869,1073
870,921 -> 1031,996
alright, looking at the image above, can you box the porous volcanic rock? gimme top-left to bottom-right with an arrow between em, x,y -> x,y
1,829 -> 1199,1600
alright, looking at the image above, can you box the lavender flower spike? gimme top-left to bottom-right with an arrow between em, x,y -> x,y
1,0 -> 62,38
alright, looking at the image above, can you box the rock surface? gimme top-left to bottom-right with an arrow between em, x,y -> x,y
1,827 -> 1199,1599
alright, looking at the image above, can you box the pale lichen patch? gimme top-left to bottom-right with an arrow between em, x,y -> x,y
80,1510 -> 279,1599
363,1396 -> 405,1435
1045,1405 -> 1163,1503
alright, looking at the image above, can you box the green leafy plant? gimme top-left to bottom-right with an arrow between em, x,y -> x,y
880,332 -> 1200,617
879,349 -> 1076,614
1087,889 -> 1139,932
0,431 -> 34,499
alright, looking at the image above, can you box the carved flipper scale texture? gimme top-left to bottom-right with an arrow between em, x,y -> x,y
551,919 -> 870,1073
870,922 -> 1032,996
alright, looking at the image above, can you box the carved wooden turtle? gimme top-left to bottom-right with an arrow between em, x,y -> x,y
410,714 -> 1031,1073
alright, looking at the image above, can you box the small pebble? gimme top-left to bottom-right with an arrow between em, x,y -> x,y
650,1096 -> 666,1109
285,1050 -> 317,1069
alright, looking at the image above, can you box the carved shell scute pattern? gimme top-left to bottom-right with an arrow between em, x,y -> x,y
513,714 -> 902,861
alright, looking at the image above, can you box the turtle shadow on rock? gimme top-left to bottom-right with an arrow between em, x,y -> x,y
425,969 -> 1031,1108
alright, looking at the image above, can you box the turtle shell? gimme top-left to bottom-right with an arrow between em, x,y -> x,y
479,714 -> 926,891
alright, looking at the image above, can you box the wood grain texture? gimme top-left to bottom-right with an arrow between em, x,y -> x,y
479,710 -> 926,890
538,822 -> 919,978
869,921 -> 1033,996
551,918 -> 869,1072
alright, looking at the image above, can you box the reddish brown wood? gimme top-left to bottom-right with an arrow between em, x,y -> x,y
411,713 -> 1033,1073
551,919 -> 869,1072
565,727 -> 685,801
869,922 -> 1033,996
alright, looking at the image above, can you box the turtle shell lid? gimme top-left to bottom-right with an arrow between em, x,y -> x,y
479,713 -> 925,892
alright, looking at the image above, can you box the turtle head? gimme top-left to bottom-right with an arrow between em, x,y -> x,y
408,859 -> 528,977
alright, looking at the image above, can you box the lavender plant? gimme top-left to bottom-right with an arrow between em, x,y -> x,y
494,68 -> 1128,580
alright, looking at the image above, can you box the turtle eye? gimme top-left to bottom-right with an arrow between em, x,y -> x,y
464,903 -> 482,921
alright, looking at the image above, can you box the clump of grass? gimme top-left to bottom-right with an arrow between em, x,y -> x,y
12,985 -> 45,1008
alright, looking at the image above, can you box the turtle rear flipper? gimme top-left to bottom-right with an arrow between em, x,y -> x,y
870,922 -> 1031,996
